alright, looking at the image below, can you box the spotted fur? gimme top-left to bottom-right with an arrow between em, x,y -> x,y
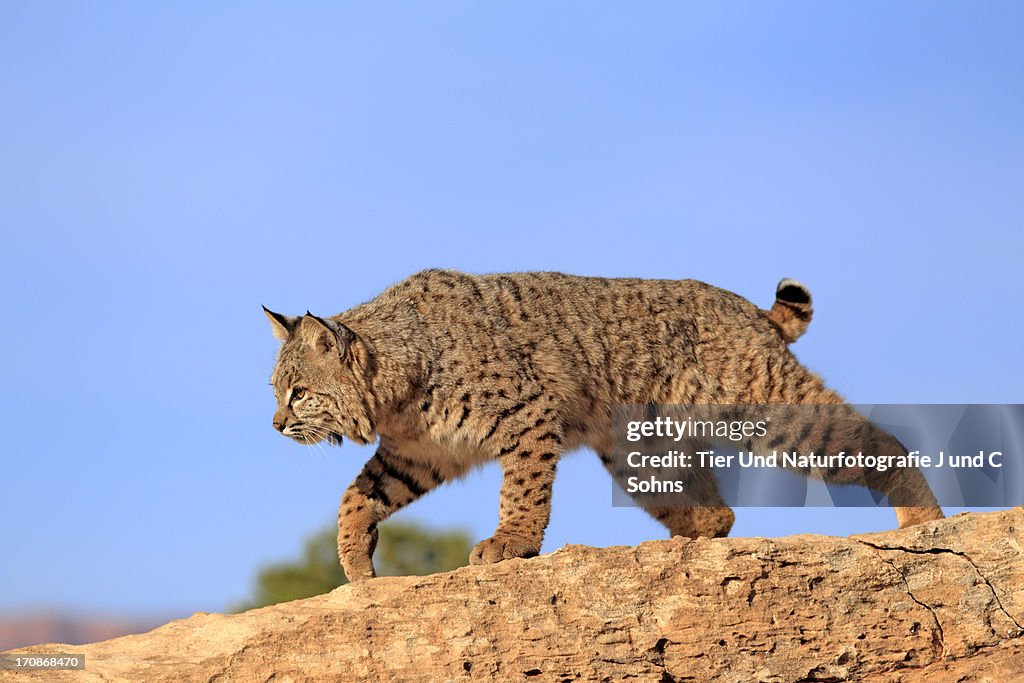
265,270 -> 942,580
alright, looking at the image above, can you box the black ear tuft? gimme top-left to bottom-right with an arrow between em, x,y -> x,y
264,306 -> 299,341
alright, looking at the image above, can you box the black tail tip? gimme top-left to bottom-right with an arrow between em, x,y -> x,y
776,278 -> 811,305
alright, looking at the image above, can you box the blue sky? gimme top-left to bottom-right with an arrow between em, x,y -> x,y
1,2 -> 1021,618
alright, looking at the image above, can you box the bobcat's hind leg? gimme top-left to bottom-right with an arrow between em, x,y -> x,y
750,386 -> 945,529
863,464 -> 945,528
597,448 -> 734,539
649,504 -> 735,539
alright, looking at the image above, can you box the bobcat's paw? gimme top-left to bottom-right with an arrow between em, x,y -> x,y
895,505 -> 945,528
339,528 -> 378,582
340,550 -> 376,582
469,533 -> 540,565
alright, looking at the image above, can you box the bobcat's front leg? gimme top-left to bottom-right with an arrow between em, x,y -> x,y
471,443 -> 560,565
337,445 -> 445,581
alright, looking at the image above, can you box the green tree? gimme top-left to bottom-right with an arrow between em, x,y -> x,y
237,521 -> 472,611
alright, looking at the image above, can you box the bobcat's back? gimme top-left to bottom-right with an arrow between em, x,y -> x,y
344,269 -> 815,458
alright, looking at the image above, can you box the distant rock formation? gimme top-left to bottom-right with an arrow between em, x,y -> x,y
0,614 -> 167,652
3,508 -> 1021,682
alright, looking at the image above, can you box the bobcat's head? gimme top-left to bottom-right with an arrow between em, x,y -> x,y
263,307 -> 377,446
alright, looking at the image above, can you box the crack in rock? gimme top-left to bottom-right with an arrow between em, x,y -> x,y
856,539 -> 1023,634
868,549 -> 945,661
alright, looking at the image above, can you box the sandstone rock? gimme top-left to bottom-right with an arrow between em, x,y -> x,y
3,508 -> 1021,682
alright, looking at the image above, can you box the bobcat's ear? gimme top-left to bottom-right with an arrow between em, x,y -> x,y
299,312 -> 357,360
263,306 -> 300,342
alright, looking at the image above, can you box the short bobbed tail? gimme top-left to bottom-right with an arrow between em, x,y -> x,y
765,278 -> 813,343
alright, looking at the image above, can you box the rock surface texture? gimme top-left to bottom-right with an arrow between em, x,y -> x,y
3,508 -> 1022,682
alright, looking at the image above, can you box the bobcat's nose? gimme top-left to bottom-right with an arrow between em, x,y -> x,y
273,418 -> 286,432
273,409 -> 289,433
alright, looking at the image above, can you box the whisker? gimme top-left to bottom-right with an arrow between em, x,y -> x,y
281,418 -> 343,454
301,423 -> 335,456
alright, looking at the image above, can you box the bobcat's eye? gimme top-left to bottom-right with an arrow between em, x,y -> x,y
291,387 -> 306,402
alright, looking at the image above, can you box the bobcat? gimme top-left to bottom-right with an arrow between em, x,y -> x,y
264,270 -> 943,581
